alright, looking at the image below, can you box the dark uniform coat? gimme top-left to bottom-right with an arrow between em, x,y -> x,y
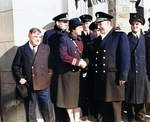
57,33 -> 84,108
81,32 -> 96,58
125,32 -> 150,104
43,25 -> 68,103
92,28 -> 130,102
12,42 -> 51,91
145,31 -> 150,80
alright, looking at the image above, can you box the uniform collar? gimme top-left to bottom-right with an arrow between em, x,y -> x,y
54,25 -> 66,33
68,33 -> 81,41
132,32 -> 140,39
29,41 -> 38,52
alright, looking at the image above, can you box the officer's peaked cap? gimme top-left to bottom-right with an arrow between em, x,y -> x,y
129,13 -> 145,25
95,12 -> 113,22
89,22 -> 98,31
79,14 -> 92,23
53,13 -> 68,21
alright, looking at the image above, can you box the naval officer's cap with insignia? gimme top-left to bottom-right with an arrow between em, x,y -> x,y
69,18 -> 84,29
129,13 -> 145,25
95,11 -> 113,23
89,22 -> 98,31
79,14 -> 92,23
52,13 -> 68,22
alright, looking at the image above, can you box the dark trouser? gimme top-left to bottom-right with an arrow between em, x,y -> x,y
126,103 -> 146,121
28,88 -> 55,122
97,101 -> 122,122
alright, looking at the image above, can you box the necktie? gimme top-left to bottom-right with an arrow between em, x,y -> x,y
33,46 -> 36,54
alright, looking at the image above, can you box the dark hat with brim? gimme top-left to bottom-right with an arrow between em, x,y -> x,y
79,14 -> 92,23
53,13 -> 68,21
89,22 -> 98,31
129,13 -> 145,25
69,18 -> 84,29
95,12 -> 113,23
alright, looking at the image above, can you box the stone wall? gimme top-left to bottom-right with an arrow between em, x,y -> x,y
108,0 -> 132,33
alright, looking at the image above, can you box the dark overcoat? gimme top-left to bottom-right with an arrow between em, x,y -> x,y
57,33 -> 85,108
125,32 -> 150,104
145,32 -> 150,80
92,28 -> 130,102
12,42 -> 51,91
43,26 -> 68,103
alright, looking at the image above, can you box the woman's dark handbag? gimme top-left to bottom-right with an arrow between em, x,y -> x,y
16,82 -> 31,100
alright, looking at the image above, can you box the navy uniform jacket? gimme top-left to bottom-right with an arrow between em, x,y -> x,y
91,28 -> 130,102
145,31 -> 150,79
81,32 -> 96,59
43,25 -> 68,69
125,32 -> 150,104
12,43 -> 51,91
58,33 -> 83,74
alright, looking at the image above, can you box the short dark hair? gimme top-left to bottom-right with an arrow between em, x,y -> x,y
69,26 -> 77,32
29,28 -> 41,35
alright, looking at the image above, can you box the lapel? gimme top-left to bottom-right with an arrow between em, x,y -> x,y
97,28 -> 115,49
33,43 -> 45,65
135,34 -> 144,50
23,42 -> 35,60
128,32 -> 141,50
128,32 -> 138,45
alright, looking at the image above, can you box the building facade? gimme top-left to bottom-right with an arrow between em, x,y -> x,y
0,0 -> 149,121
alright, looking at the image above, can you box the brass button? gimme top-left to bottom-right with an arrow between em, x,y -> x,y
95,64 -> 97,66
96,51 -> 98,54
103,70 -> 105,73
95,70 -> 98,73
103,57 -> 105,59
103,50 -> 106,52
103,64 -> 105,66
95,57 -> 98,60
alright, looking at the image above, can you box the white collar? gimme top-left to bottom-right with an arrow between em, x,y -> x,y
101,27 -> 112,40
29,41 -> 38,52
132,32 -> 140,39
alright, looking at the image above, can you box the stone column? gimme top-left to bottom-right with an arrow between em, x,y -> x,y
108,0 -> 131,33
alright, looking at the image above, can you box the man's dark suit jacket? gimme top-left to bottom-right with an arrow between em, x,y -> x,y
12,42 -> 52,91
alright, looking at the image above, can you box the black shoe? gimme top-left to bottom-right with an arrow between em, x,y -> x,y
128,119 -> 134,122
139,120 -> 147,122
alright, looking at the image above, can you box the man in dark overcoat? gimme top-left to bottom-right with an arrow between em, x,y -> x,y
43,13 -> 69,122
12,28 -> 55,122
91,12 -> 130,122
144,17 -> 150,36
125,13 -> 150,122
79,14 -> 98,120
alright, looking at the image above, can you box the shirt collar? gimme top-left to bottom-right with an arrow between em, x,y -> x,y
29,41 -> 38,51
132,32 -> 140,39
101,27 -> 112,40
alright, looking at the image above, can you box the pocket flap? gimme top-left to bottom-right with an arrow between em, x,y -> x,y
109,67 -> 118,72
